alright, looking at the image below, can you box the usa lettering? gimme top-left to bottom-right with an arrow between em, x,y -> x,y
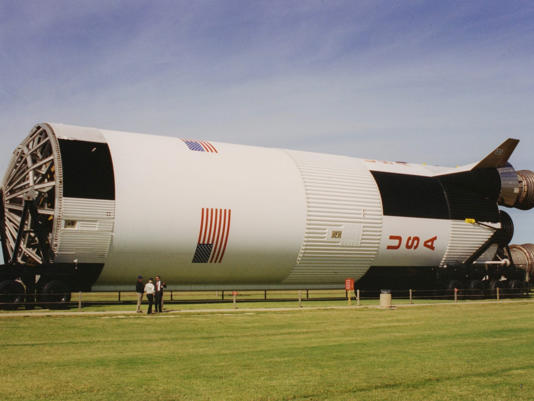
387,235 -> 437,251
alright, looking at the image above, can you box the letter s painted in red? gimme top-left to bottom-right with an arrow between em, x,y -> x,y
406,236 -> 420,250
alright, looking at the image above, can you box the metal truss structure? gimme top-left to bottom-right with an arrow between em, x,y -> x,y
1,125 -> 58,265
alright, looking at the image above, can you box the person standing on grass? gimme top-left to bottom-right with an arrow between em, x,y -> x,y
144,278 -> 155,314
135,276 -> 144,313
154,275 -> 166,313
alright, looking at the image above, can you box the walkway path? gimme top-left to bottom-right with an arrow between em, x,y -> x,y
1,299 -> 533,318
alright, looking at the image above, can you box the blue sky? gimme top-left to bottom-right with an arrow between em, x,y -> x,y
1,0 -> 534,258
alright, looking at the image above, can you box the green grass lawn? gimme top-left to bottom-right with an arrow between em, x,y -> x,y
1,302 -> 534,401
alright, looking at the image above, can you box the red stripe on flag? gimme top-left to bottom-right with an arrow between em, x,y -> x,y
210,209 -> 223,263
201,141 -> 214,153
207,208 -> 215,244
217,209 -> 232,263
206,141 -> 218,153
202,207 -> 210,243
210,209 -> 219,243
199,141 -> 209,152
202,208 -> 210,243
197,208 -> 205,243
207,208 -> 213,243
213,210 -> 226,263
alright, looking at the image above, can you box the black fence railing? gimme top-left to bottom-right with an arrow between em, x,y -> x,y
0,287 -> 531,310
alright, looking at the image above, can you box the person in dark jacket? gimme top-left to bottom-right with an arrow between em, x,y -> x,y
135,276 -> 144,313
154,275 -> 166,313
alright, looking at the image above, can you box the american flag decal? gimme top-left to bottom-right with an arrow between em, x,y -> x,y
192,208 -> 232,263
181,139 -> 218,153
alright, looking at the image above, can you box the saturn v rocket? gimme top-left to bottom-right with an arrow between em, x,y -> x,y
1,123 -> 534,303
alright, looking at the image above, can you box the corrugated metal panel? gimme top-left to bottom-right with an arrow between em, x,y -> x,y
283,151 -> 383,283
77,221 -> 98,230
61,198 -> 115,218
55,197 -> 115,263
440,220 -> 496,266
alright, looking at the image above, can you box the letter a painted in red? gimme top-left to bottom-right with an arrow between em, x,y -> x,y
424,236 -> 438,251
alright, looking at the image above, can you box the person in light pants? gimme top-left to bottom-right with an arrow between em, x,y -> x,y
135,275 -> 144,313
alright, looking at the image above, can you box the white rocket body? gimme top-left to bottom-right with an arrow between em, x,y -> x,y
2,124 -> 508,290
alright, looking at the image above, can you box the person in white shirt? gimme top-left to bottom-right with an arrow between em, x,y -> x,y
144,278 -> 155,314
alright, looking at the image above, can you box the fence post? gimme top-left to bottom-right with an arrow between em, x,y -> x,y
497,287 -> 500,301
232,291 -> 237,309
78,291 -> 82,310
306,289 -> 309,300
264,290 -> 267,301
356,289 -> 360,306
118,291 -> 121,303
454,288 -> 458,303
170,291 -> 173,302
222,290 -> 224,301
409,289 -> 413,304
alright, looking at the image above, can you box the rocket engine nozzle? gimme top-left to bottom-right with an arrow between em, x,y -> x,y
514,170 -> 534,210
497,167 -> 534,210
509,243 -> 534,275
